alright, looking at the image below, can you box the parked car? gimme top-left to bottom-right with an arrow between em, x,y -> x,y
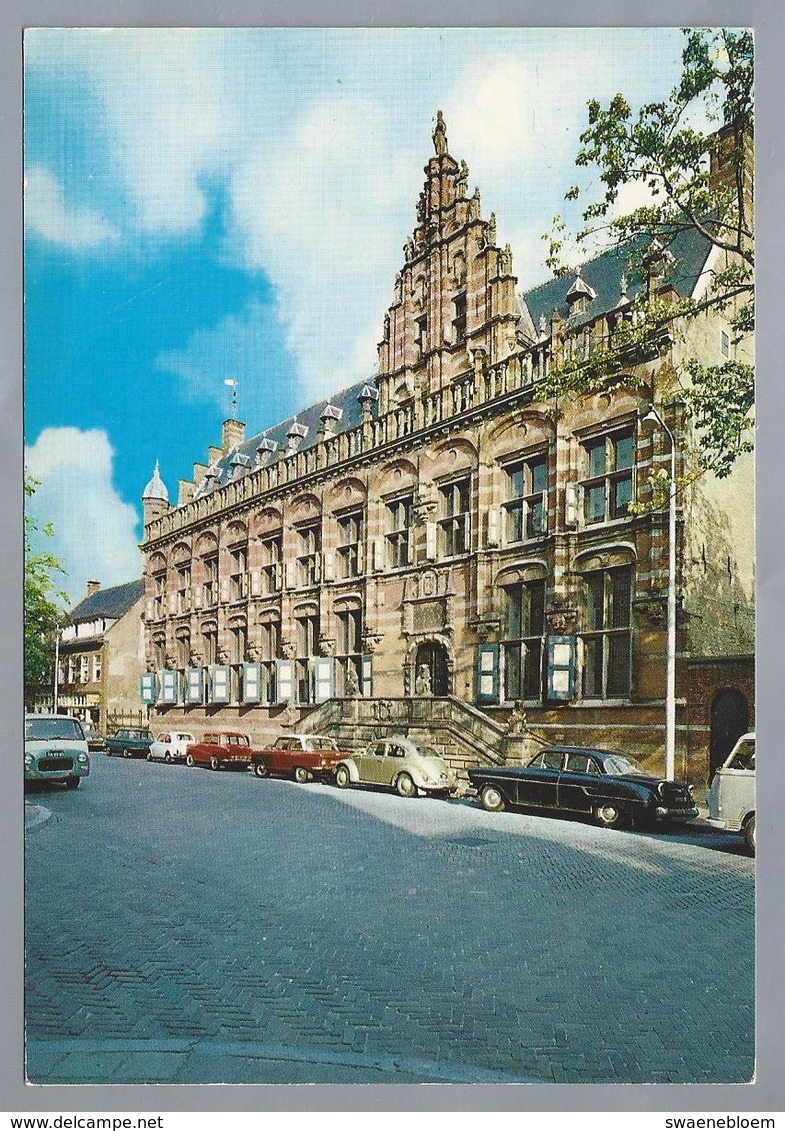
706,732 -> 756,855
468,746 -> 698,829
334,735 -> 458,798
82,726 -> 107,753
147,731 -> 196,764
25,714 -> 90,789
185,732 -> 255,771
105,727 -> 154,758
250,734 -> 345,782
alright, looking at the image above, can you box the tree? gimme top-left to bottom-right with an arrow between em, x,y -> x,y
540,28 -> 753,478
24,475 -> 68,706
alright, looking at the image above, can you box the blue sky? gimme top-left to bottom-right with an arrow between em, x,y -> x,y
24,26 -> 688,603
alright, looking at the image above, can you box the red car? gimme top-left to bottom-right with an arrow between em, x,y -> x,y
250,734 -> 344,783
185,731 -> 255,771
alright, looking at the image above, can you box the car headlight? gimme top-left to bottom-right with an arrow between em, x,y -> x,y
687,784 -> 695,796
78,753 -> 89,763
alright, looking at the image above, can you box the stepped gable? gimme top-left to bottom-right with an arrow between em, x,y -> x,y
69,579 -> 144,623
521,226 -> 714,331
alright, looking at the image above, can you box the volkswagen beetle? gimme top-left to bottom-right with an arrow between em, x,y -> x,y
333,735 -> 458,798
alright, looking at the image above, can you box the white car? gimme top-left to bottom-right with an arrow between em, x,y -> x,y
147,731 -> 197,764
706,732 -> 756,855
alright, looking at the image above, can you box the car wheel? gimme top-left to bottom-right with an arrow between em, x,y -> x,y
395,772 -> 417,798
164,752 -> 172,764
123,748 -> 132,759
64,776 -> 80,790
146,751 -> 153,761
210,755 -> 220,771
335,764 -> 352,789
595,803 -> 625,828
253,761 -> 268,779
294,766 -> 311,784
480,784 -> 505,812
186,753 -> 195,767
744,814 -> 756,856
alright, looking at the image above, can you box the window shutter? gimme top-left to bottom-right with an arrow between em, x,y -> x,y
243,662 -> 261,703
250,571 -> 261,597
322,552 -> 334,582
220,578 -> 230,604
311,656 -> 335,703
160,669 -> 179,704
425,521 -> 437,561
210,664 -> 231,704
357,542 -> 365,573
546,635 -> 576,701
361,654 -> 373,697
275,658 -> 295,703
140,672 -> 157,705
193,585 -> 203,609
487,506 -> 500,547
168,592 -> 177,615
373,536 -> 385,572
476,644 -> 500,704
185,667 -> 204,704
284,561 -> 297,589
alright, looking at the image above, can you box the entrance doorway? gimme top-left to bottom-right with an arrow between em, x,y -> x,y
414,641 -> 450,696
710,689 -> 749,777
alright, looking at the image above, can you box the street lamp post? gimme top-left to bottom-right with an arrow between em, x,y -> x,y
642,406 -> 677,781
53,625 -> 61,714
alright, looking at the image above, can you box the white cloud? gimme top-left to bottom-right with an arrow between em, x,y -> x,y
25,166 -> 118,250
25,429 -> 142,604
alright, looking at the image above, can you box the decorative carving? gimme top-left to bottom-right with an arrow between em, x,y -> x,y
506,701 -> 528,735
281,640 -> 296,660
432,110 -> 448,156
189,647 -> 203,666
319,634 -> 336,657
164,654 -> 178,670
499,243 -> 512,273
361,630 -> 383,654
374,699 -> 394,721
415,664 -> 432,696
487,212 -> 497,246
547,600 -> 578,634
345,665 -> 361,697
457,159 -> 469,196
216,648 -> 229,665
634,596 -> 667,626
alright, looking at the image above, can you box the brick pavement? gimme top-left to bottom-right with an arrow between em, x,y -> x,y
24,756 -> 755,1085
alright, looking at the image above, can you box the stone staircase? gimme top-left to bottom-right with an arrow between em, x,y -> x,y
297,696 -> 532,775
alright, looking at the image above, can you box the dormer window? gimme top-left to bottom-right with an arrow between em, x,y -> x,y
565,266 -> 596,318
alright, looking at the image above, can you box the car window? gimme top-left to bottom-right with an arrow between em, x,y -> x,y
540,750 -> 564,770
372,744 -> 386,757
388,745 -> 405,758
728,739 -> 755,770
603,754 -> 647,776
566,754 -> 595,774
204,734 -> 218,744
25,718 -> 85,742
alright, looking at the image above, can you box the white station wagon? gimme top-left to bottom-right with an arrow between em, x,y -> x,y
706,732 -> 756,855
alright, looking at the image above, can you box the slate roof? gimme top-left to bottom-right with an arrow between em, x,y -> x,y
197,229 -> 714,494
69,579 -> 144,624
521,226 -> 714,332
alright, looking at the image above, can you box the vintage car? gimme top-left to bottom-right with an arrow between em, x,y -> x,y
105,727 -> 154,759
185,731 -> 255,771
250,734 -> 344,782
82,726 -> 107,753
706,732 -> 756,855
147,731 -> 197,764
25,714 -> 90,789
333,735 -> 458,798
468,746 -> 698,829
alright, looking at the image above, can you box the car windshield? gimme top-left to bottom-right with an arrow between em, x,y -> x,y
728,739 -> 755,770
603,754 -> 648,777
418,746 -> 441,761
304,737 -> 338,752
26,718 -> 84,741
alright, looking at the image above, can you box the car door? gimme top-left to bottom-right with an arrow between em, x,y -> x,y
516,749 -> 564,807
383,741 -> 408,786
711,738 -> 755,829
557,752 -> 601,814
359,742 -> 387,784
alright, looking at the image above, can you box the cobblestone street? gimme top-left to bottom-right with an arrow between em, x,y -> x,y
25,755 -> 755,1085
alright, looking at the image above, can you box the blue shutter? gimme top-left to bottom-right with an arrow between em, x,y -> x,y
476,644 -> 500,704
140,672 -> 157,705
546,635 -> 576,701
159,669 -> 179,704
275,659 -> 295,704
312,657 -> 335,704
361,654 -> 373,697
243,662 -> 261,703
184,667 -> 204,704
210,664 -> 231,704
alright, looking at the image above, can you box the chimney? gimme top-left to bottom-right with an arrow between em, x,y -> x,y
86,580 -> 100,597
222,419 -> 246,452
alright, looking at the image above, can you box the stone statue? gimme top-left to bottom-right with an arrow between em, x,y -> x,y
469,187 -> 481,220
345,665 -> 361,697
488,212 -> 497,246
432,110 -> 448,156
457,159 -> 469,196
415,664 -> 432,696
506,701 -> 528,735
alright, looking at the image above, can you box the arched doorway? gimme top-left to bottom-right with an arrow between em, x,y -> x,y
710,689 -> 750,777
414,641 -> 450,696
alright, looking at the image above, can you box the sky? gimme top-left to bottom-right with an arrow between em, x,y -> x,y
23,26 -> 690,604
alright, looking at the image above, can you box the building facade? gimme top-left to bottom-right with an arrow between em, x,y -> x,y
57,579 -> 145,733
139,118 -> 754,782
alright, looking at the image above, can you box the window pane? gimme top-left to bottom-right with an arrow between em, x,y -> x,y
528,498 -> 544,536
585,484 -> 606,522
614,432 -> 634,470
506,586 -> 523,638
529,581 -> 545,635
503,643 -> 522,701
607,634 -> 631,696
523,640 -> 542,699
610,569 -> 632,628
612,474 -> 633,517
507,503 -> 523,543
530,459 -> 547,493
582,637 -> 603,697
585,574 -> 605,630
587,440 -> 606,478
507,464 -> 524,498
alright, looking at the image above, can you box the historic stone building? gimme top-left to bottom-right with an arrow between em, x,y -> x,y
139,117 -> 754,782
57,578 -> 145,733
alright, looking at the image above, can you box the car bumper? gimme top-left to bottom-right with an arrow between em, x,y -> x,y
653,805 -> 699,821
25,765 -> 90,781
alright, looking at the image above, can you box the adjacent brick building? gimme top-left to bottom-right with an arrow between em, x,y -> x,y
139,117 -> 754,783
